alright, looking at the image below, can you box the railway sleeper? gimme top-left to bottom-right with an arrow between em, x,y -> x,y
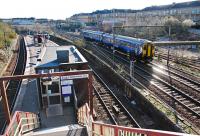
99,93 -> 110,96
192,107 -> 200,111
196,110 -> 200,114
186,83 -> 194,86
178,98 -> 186,101
113,105 -> 120,114
103,99 -> 113,103
181,100 -> 191,104
174,95 -> 182,99
99,91 -> 108,95
165,90 -> 173,94
169,90 -> 176,93
186,103 -> 195,107
163,88 -> 171,91
118,115 -> 128,120
101,95 -> 112,99
170,93 -> 180,96
161,87 -> 169,90
104,103 -> 112,107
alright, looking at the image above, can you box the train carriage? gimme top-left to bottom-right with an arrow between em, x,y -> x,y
102,34 -> 113,46
82,30 -> 103,42
82,30 -> 155,61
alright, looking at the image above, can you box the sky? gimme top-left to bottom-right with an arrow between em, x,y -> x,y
0,0 -> 192,19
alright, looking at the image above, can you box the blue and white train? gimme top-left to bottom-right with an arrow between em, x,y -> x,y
82,30 -> 155,61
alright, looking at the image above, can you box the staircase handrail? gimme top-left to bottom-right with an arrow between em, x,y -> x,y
3,111 -> 40,136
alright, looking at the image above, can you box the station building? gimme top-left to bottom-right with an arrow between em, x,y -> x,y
35,45 -> 88,117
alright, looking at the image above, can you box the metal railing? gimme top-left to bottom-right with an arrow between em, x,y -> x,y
2,111 -> 40,136
77,103 -> 93,136
77,103 -> 194,136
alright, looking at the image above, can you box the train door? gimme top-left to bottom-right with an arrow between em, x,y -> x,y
142,44 -> 147,59
147,44 -> 152,57
147,43 -> 155,59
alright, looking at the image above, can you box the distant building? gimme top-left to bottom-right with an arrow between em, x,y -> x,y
1,18 -> 12,24
70,14 -> 93,24
36,18 -> 49,24
70,1 -> 200,25
12,17 -> 35,25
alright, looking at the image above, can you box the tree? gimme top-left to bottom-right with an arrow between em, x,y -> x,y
182,19 -> 195,27
164,16 -> 190,39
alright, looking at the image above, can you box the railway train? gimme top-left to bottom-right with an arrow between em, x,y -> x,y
82,30 -> 155,61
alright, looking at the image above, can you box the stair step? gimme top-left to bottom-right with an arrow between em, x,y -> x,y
26,124 -> 88,136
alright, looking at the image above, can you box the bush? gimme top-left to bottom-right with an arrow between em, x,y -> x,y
0,22 -> 16,48
8,32 -> 16,39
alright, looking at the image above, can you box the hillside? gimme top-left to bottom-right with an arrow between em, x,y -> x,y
72,0 -> 200,17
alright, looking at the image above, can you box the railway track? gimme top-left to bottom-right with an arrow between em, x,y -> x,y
83,42 -> 200,128
93,70 -> 140,128
149,62 -> 200,94
155,52 -> 200,64
155,52 -> 200,71
0,37 -> 27,134
133,62 -> 200,102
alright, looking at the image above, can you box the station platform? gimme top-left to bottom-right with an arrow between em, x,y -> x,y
13,36 -> 77,129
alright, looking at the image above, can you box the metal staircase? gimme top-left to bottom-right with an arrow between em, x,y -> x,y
2,103 -> 195,136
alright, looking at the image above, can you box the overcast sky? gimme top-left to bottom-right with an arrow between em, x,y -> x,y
0,0 -> 192,19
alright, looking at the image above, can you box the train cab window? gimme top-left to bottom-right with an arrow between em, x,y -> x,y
143,46 -> 147,50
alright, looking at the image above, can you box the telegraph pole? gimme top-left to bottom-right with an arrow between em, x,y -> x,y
167,26 -> 171,67
112,26 -> 116,69
130,52 -> 134,85
112,9 -> 116,69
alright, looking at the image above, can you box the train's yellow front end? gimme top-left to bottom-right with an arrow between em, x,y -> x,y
142,42 -> 155,61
